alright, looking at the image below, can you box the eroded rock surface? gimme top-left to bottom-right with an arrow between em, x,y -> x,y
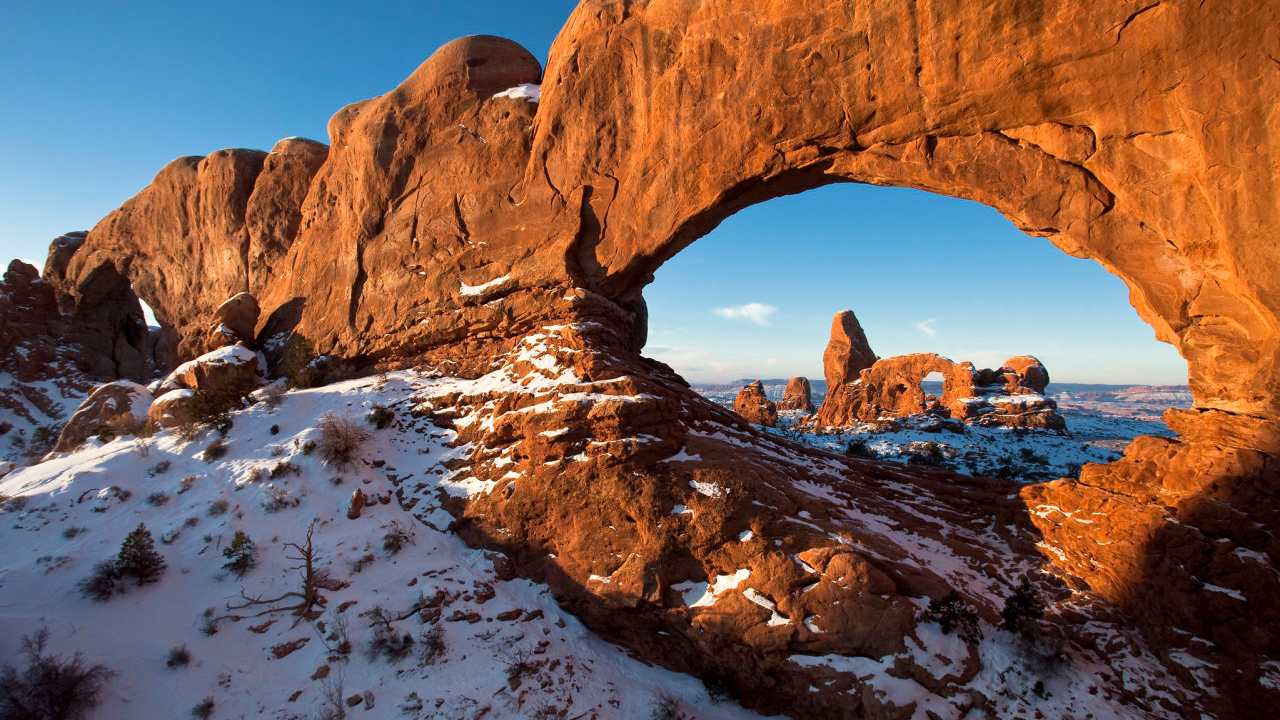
54,380 -> 152,452
732,380 -> 777,427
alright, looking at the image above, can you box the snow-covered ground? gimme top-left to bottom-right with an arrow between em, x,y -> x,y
694,382 -> 1184,482
0,370 -> 774,720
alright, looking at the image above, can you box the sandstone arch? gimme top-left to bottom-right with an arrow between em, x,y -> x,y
28,2 -> 1280,715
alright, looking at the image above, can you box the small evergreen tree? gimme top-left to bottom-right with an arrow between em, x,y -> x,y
116,523 -> 166,586
1001,575 -> 1047,633
221,530 -> 257,578
924,590 -> 982,644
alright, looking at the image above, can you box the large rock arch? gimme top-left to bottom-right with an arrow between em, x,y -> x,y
30,2 -> 1280,716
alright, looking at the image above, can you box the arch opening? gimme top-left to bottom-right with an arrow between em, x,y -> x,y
642,183 -> 1191,482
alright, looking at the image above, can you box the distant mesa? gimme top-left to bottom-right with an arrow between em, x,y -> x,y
778,376 -> 814,412
733,380 -> 778,426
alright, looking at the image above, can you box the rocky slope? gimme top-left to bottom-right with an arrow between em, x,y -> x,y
2,0 -> 1278,717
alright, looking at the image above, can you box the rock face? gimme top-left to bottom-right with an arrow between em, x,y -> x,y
822,311 -> 877,391
54,380 -> 152,451
816,353 -> 1065,430
732,380 -> 778,426
778,376 -> 813,412
12,2 -> 1280,716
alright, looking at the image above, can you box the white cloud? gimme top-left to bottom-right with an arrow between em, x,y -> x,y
915,318 -> 938,337
714,303 -> 777,327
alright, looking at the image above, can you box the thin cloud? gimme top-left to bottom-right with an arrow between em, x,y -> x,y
915,318 -> 938,337
714,303 -> 777,327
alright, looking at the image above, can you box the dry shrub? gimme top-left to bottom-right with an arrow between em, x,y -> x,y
316,412 -> 369,468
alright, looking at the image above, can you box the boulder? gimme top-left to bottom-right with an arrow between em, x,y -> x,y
147,389 -> 194,428
158,344 -> 260,395
733,381 -> 777,427
778,376 -> 813,412
54,380 -> 153,451
210,292 -> 260,347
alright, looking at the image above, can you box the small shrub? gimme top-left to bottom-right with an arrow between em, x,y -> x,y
316,412 -> 369,468
188,375 -> 257,433
76,561 -> 120,602
907,440 -> 945,466
1,495 -> 30,513
177,475 -> 197,494
166,645 -> 191,668
381,521 -> 415,555
61,526 -> 86,540
418,625 -> 445,665
202,438 -> 228,462
269,460 -> 300,479
145,491 -> 170,507
116,523 -> 166,586
207,499 -> 229,517
0,629 -> 114,720
366,403 -> 395,430
185,516 -> 200,527
350,552 -> 377,573
399,692 -> 424,715
1001,575 -> 1047,633
269,424 -> 280,435
262,486 -> 298,513
650,692 -> 688,720
174,420 -> 202,443
924,590 -> 982,644
301,440 -> 316,455
191,696 -> 215,719
363,606 -> 414,663
699,671 -> 733,705
502,647 -> 539,685
134,436 -> 153,458
261,382 -> 287,409
282,336 -> 327,389
145,460 -> 171,477
244,466 -> 264,483
845,437 -> 876,459
221,530 -> 257,578
321,610 -> 352,656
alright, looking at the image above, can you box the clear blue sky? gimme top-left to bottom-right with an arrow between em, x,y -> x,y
0,1 -> 1187,386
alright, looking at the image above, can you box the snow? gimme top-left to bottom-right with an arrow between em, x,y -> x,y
690,479 -> 726,497
458,275 -> 511,297
742,588 -> 791,626
673,568 -> 752,608
492,83 -> 541,102
0,369 -> 775,720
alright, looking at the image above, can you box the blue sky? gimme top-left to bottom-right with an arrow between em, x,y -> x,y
0,1 -> 1187,385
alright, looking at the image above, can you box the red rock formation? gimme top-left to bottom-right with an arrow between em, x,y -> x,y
815,352 -> 1065,430
732,380 -> 777,426
15,2 -> 1280,715
778,376 -> 813,412
822,311 -> 877,391
54,380 -> 152,451
208,292 -> 260,351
